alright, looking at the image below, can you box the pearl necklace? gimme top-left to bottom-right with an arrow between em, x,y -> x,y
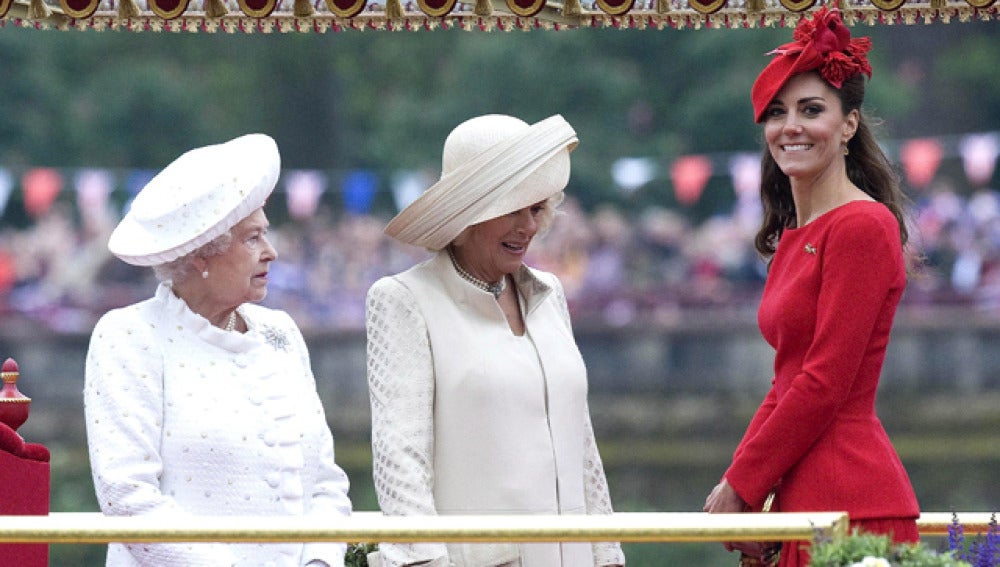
448,248 -> 506,299
225,311 -> 237,332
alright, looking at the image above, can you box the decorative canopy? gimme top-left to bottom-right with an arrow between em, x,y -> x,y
0,0 -> 996,33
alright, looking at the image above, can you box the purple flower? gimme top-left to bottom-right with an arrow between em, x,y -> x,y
951,512 -> 1000,567
950,512 -> 968,560
977,514 -> 999,567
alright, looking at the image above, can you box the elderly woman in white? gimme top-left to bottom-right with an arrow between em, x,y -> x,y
84,134 -> 352,567
365,114 -> 626,567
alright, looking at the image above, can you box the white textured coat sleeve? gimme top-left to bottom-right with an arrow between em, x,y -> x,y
84,313 -> 238,566
287,317 -> 353,567
365,278 -> 450,567
551,277 -> 627,566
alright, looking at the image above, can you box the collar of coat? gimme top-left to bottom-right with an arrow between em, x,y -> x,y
432,249 -> 554,318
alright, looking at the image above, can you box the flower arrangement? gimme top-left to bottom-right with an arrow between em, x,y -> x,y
808,513 -> 999,567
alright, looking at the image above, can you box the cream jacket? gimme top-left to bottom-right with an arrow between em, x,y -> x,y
85,282 -> 353,567
366,251 -> 625,567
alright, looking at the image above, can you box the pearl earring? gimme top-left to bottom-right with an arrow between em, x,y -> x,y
202,271 -> 209,279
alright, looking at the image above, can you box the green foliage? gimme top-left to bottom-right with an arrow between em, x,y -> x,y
345,542 -> 378,567
2,23 -> 997,203
808,530 -> 971,567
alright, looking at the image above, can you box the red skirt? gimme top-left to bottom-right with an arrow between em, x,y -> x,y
778,518 -> 920,567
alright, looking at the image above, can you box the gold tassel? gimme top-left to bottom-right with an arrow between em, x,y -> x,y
474,0 -> 492,15
746,0 -> 764,12
293,0 -> 314,17
117,0 -> 142,18
204,0 -> 227,18
562,0 -> 581,16
385,0 -> 404,18
28,0 -> 52,18
655,0 -> 670,13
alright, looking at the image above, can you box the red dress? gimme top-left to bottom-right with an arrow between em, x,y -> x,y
724,201 -> 920,565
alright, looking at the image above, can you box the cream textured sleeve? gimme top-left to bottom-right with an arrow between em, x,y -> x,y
365,278 -> 450,567
583,402 -> 627,565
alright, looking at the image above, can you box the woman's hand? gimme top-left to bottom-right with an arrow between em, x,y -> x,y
703,478 -> 759,554
703,478 -> 746,514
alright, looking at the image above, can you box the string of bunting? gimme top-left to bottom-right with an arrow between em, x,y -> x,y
0,0 -> 996,32
1,131 -> 996,223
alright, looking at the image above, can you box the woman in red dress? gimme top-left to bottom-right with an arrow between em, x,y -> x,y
703,7 -> 920,566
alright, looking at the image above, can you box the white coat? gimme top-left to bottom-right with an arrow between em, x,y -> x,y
85,282 -> 353,567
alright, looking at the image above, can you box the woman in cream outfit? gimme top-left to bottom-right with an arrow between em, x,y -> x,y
85,134 -> 352,567
365,114 -> 625,567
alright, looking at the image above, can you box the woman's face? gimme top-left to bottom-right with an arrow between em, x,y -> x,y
762,72 -> 858,181
455,200 -> 547,282
201,208 -> 277,307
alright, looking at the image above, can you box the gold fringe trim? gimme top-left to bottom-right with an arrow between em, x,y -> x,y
656,0 -> 671,13
474,0 -> 492,16
563,0 -> 581,15
385,0 -> 404,18
929,0 -> 945,8
746,0 -> 765,12
204,0 -> 228,18
294,0 -> 315,17
28,0 -> 52,18
117,0 -> 142,18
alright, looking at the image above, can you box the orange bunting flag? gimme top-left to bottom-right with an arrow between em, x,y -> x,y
670,155 -> 712,206
900,138 -> 943,190
22,168 -> 64,219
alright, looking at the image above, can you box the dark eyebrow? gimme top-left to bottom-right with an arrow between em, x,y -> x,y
797,96 -> 827,104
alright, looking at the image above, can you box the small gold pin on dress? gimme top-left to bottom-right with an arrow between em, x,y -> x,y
804,243 -> 817,255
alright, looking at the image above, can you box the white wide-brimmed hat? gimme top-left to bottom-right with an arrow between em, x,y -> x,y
108,133 -> 281,267
384,114 -> 578,251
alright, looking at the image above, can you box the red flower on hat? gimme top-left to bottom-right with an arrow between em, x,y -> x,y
823,40 -> 872,86
770,7 -> 872,88
791,6 -> 848,47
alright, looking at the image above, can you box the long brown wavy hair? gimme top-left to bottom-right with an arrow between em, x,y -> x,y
753,71 -> 910,260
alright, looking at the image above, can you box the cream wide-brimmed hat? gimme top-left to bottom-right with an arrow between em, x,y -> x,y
108,133 -> 281,267
384,114 -> 579,251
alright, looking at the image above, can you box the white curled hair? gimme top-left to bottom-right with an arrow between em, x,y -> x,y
151,230 -> 233,283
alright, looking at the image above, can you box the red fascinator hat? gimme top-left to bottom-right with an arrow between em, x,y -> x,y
751,6 -> 872,123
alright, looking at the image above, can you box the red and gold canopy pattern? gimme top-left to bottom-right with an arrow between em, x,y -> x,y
0,0 -> 996,32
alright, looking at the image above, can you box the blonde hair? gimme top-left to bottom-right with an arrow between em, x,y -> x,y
451,191 -> 564,247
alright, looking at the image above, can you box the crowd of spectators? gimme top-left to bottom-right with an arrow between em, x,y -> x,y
2,176 -> 999,334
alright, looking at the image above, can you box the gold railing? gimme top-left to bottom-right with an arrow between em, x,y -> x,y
0,511 -> 847,544
0,511 -> 988,545
916,512 -> 995,537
